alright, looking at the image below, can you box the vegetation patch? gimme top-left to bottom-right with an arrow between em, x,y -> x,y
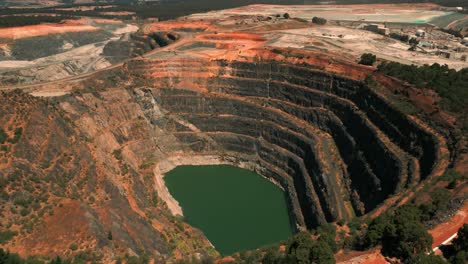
11,31 -> 113,60
377,62 -> 467,115
0,230 -> 18,244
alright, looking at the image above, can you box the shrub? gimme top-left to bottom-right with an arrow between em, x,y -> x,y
377,63 -> 468,114
0,248 -> 33,263
406,253 -> 447,264
262,246 -> 284,263
19,208 -> 29,217
0,230 -> 18,244
69,243 -> 78,251
447,179 -> 458,189
12,192 -> 33,208
419,188 -> 451,221
348,217 -> 363,232
359,53 -> 377,66
312,16 -> 327,25
337,219 -> 345,226
318,232 -> 338,253
364,213 -> 390,247
285,232 -> 335,264
453,224 -> 468,252
50,256 -> 63,264
0,129 -> 7,144
362,205 -> 433,260
381,206 -> 432,260
450,250 -> 467,264
10,127 -> 22,144
283,13 -> 290,19
112,149 -> 122,161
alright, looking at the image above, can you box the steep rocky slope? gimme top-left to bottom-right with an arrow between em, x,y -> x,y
118,54 -> 447,228
0,11 -> 461,262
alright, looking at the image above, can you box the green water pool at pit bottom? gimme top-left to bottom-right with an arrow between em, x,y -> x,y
164,165 -> 294,255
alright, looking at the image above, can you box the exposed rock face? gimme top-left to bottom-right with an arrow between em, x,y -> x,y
115,57 -> 445,229
0,47 -> 449,260
47,54 -> 444,233
129,31 -> 180,57
0,90 -> 172,260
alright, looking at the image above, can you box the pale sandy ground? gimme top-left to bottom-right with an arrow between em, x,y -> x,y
30,90 -> 70,97
5,0 -> 94,7
99,11 -> 136,16
0,20 -> 139,86
190,4 -> 451,23
266,26 -> 468,70
114,24 -> 139,35
184,4 -> 467,70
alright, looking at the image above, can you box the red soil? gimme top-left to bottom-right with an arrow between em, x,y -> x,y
93,18 -> 124,25
147,20 -> 214,32
201,32 -> 265,42
336,249 -> 388,264
454,153 -> 468,176
6,199 -> 94,258
0,20 -> 98,40
430,201 -> 468,249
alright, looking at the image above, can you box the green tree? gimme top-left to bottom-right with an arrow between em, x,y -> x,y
364,213 -> 390,247
318,232 -> 338,253
0,128 -> 7,144
406,253 -> 447,264
381,206 -> 432,260
262,247 -> 283,264
285,232 -> 335,264
0,248 -> 26,264
312,17 -> 327,25
359,53 -> 377,66
0,230 -> 18,244
420,188 -> 451,221
362,205 -> 433,260
50,256 -> 62,264
283,13 -> 290,19
453,224 -> 468,252
450,250 -> 467,264
393,205 -> 422,224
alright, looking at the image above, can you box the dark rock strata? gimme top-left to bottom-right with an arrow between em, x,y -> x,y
124,58 -> 442,230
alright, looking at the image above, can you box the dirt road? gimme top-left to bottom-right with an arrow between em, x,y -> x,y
0,35 -> 192,92
430,201 -> 468,253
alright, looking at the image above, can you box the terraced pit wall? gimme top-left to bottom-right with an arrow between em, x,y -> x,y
120,57 -> 443,230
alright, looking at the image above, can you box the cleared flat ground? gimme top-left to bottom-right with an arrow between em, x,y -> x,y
185,4 -> 467,70
0,18 -> 138,86
191,3 -> 452,24
0,19 -> 98,39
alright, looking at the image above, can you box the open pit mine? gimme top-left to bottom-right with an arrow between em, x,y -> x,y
0,3 -> 466,263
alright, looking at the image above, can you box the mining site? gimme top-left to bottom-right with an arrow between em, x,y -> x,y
0,1 -> 467,263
